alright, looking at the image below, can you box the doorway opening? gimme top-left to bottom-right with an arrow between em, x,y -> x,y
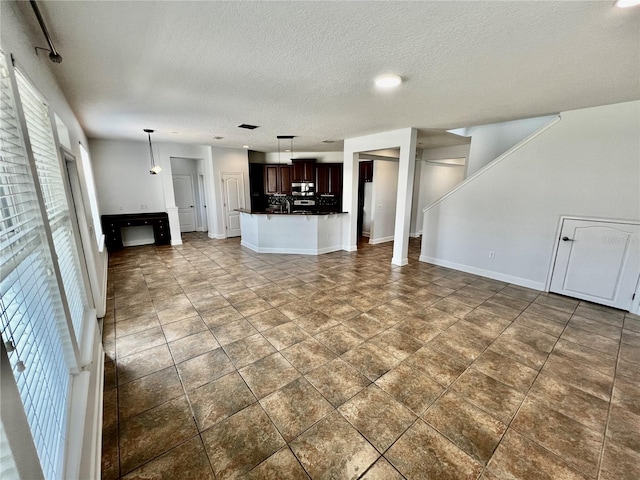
170,157 -> 206,234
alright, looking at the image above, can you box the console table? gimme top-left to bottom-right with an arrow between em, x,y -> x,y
101,212 -> 170,251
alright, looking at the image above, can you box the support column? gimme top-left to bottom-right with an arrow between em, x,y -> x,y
391,129 -> 417,266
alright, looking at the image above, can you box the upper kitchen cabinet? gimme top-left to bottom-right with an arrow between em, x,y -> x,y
264,164 -> 292,195
292,159 -> 316,182
316,163 -> 343,196
359,160 -> 373,182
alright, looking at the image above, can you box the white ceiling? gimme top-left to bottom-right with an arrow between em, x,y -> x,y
15,1 -> 640,152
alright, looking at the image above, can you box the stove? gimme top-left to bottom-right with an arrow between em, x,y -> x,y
292,199 -> 316,212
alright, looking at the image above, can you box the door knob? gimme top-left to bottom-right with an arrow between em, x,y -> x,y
562,236 -> 574,242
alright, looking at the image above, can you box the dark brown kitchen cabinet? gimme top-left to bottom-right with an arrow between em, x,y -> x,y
316,163 -> 343,196
264,164 -> 292,194
279,165 -> 292,194
292,159 -> 316,182
359,160 -> 373,182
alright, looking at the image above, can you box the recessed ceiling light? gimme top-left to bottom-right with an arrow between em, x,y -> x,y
615,0 -> 640,7
374,74 -> 402,88
284,149 -> 290,152
171,131 -> 179,134
242,145 -> 249,149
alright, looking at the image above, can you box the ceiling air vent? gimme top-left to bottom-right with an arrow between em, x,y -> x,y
238,124 -> 259,130
322,140 -> 336,143
212,136 -> 224,140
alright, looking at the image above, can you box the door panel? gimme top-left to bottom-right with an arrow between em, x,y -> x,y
550,219 -> 640,309
222,172 -> 245,237
173,174 -> 196,232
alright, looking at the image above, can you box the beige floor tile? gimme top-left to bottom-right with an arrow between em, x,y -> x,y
289,411 -> 379,480
190,371 -> 256,431
386,419 -> 483,480
260,377 -> 333,441
339,384 -> 417,452
201,403 -> 285,479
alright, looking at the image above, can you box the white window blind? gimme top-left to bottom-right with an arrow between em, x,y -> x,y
15,70 -> 89,345
0,54 -> 72,480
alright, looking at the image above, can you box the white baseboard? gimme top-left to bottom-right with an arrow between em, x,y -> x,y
391,257 -> 409,266
369,235 -> 394,245
418,255 -> 545,291
241,240 -> 342,255
362,231 -> 370,238
342,244 -> 358,252
410,231 -> 422,238
208,232 -> 226,240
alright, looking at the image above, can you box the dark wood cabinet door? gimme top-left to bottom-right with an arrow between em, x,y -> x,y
315,164 -> 330,194
264,165 -> 279,194
328,163 -> 343,195
359,161 -> 373,182
292,160 -> 315,182
279,165 -> 292,194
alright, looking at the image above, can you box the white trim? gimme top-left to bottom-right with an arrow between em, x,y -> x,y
241,240 -> 342,255
392,256 -> 409,266
369,235 -> 394,245
79,309 -> 97,367
97,233 -> 106,253
342,244 -> 358,252
423,115 -> 561,213
79,340 -> 104,480
208,232 -> 226,240
63,371 -> 90,480
419,255 -> 545,291
362,231 -> 370,238
410,232 -> 421,238
99,256 -> 108,318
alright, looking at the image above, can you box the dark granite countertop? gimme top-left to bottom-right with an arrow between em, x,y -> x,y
236,208 -> 347,215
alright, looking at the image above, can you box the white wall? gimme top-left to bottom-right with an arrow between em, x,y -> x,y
411,162 -> 465,236
90,139 -> 167,245
91,139 -> 166,214
465,115 -> 557,176
369,159 -> 399,244
422,143 -> 470,162
421,101 -> 640,290
90,139 -> 214,245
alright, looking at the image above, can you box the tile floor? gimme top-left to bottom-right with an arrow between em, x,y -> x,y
101,232 -> 640,480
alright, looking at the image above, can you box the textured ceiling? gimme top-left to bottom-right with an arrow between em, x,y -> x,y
13,1 -> 640,152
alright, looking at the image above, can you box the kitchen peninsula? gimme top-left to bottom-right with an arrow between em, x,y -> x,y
237,209 -> 346,255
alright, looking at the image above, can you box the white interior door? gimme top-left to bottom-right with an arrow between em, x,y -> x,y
173,174 -> 196,232
550,219 -> 640,310
222,172 -> 245,237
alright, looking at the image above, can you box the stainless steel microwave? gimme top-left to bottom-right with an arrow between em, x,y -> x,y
291,182 -> 315,196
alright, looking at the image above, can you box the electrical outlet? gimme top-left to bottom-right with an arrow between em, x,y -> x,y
489,251 -> 495,259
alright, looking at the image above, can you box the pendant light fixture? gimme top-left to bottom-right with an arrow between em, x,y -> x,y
144,129 -> 161,174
